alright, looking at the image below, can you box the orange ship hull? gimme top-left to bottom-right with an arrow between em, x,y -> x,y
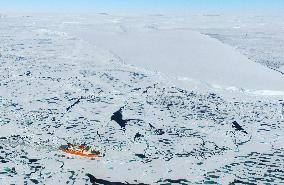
61,149 -> 99,158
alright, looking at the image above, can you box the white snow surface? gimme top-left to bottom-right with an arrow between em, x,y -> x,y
0,13 -> 284,185
61,14 -> 284,94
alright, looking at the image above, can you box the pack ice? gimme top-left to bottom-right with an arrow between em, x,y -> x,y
0,13 -> 283,185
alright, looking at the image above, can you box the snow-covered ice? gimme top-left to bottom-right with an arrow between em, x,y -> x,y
61,13 -> 284,94
0,13 -> 283,184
